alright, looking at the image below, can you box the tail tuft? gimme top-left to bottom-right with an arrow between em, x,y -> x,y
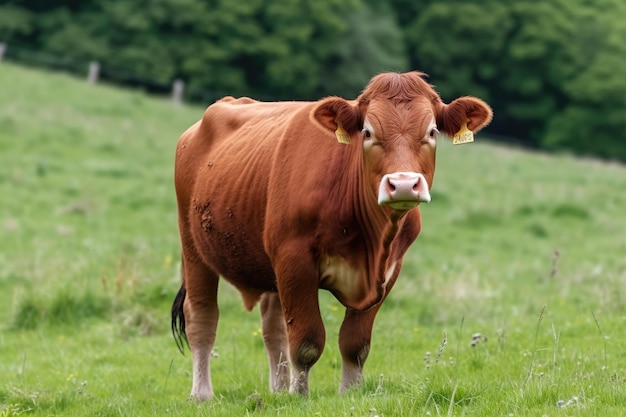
171,285 -> 188,354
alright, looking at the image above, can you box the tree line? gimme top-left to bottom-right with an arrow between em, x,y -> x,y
1,0 -> 625,160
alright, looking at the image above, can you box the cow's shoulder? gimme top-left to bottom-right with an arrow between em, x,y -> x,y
216,96 -> 257,105
204,97 -> 310,127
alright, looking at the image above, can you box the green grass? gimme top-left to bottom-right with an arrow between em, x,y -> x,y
1,62 -> 625,416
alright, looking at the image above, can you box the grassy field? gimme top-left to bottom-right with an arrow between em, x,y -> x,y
1,62 -> 625,416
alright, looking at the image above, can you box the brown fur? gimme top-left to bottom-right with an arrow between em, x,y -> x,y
172,71 -> 492,399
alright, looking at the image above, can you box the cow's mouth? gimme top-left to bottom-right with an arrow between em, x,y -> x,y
377,172 -> 431,210
384,200 -> 423,210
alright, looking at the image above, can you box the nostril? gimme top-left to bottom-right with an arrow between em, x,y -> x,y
412,176 -> 420,191
387,178 -> 396,192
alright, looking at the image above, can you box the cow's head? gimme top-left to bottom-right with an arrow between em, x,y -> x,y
313,72 -> 492,211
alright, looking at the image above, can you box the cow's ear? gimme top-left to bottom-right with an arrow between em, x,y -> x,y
437,96 -> 493,138
313,97 -> 361,141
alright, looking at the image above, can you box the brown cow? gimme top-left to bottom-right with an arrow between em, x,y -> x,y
171,71 -> 492,400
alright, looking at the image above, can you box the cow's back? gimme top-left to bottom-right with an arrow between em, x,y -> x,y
175,98 -> 313,308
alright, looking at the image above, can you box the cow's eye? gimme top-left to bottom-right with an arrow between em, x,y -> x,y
362,129 -> 371,138
429,128 -> 439,139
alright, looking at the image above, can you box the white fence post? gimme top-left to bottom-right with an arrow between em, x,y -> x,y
0,43 -> 6,62
172,79 -> 185,105
87,61 -> 100,84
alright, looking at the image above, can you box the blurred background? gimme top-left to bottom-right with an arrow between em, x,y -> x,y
1,0 -> 624,160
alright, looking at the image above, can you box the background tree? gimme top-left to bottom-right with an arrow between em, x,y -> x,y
320,1 -> 408,98
1,0 -> 624,160
404,0 -> 626,157
542,0 -> 626,159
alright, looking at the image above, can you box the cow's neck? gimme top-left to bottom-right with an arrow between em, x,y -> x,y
358,177 -> 405,303
324,152 -> 406,310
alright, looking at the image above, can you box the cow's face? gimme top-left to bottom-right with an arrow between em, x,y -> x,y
313,72 -> 492,212
360,97 -> 438,211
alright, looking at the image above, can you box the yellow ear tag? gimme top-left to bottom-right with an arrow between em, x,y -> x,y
335,119 -> 351,144
452,122 -> 474,145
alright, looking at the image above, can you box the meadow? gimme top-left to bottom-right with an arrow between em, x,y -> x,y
1,63 -> 625,416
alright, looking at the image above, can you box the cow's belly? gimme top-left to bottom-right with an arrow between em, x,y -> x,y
189,162 -> 277,297
192,200 -> 274,275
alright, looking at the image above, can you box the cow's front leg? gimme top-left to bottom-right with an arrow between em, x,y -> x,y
260,292 -> 290,391
338,258 -> 402,393
285,303 -> 325,395
338,306 -> 381,393
182,258 -> 220,401
274,246 -> 326,395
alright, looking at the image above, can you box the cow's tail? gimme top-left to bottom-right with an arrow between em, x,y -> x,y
171,284 -> 188,354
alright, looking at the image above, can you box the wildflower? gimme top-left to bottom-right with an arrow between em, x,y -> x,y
435,331 -> 447,363
470,332 -> 488,347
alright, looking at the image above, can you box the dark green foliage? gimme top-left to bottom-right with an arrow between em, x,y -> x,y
319,2 -> 407,98
526,222 -> 549,238
0,5 -> 32,40
551,203 -> 590,220
403,0 -> 626,159
456,210 -> 502,230
11,290 -> 111,330
1,0 -> 624,159
1,0 -> 404,101
10,295 -> 40,330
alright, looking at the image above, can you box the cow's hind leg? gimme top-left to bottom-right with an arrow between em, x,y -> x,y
260,292 -> 290,391
182,257 -> 220,401
338,306 -> 381,393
